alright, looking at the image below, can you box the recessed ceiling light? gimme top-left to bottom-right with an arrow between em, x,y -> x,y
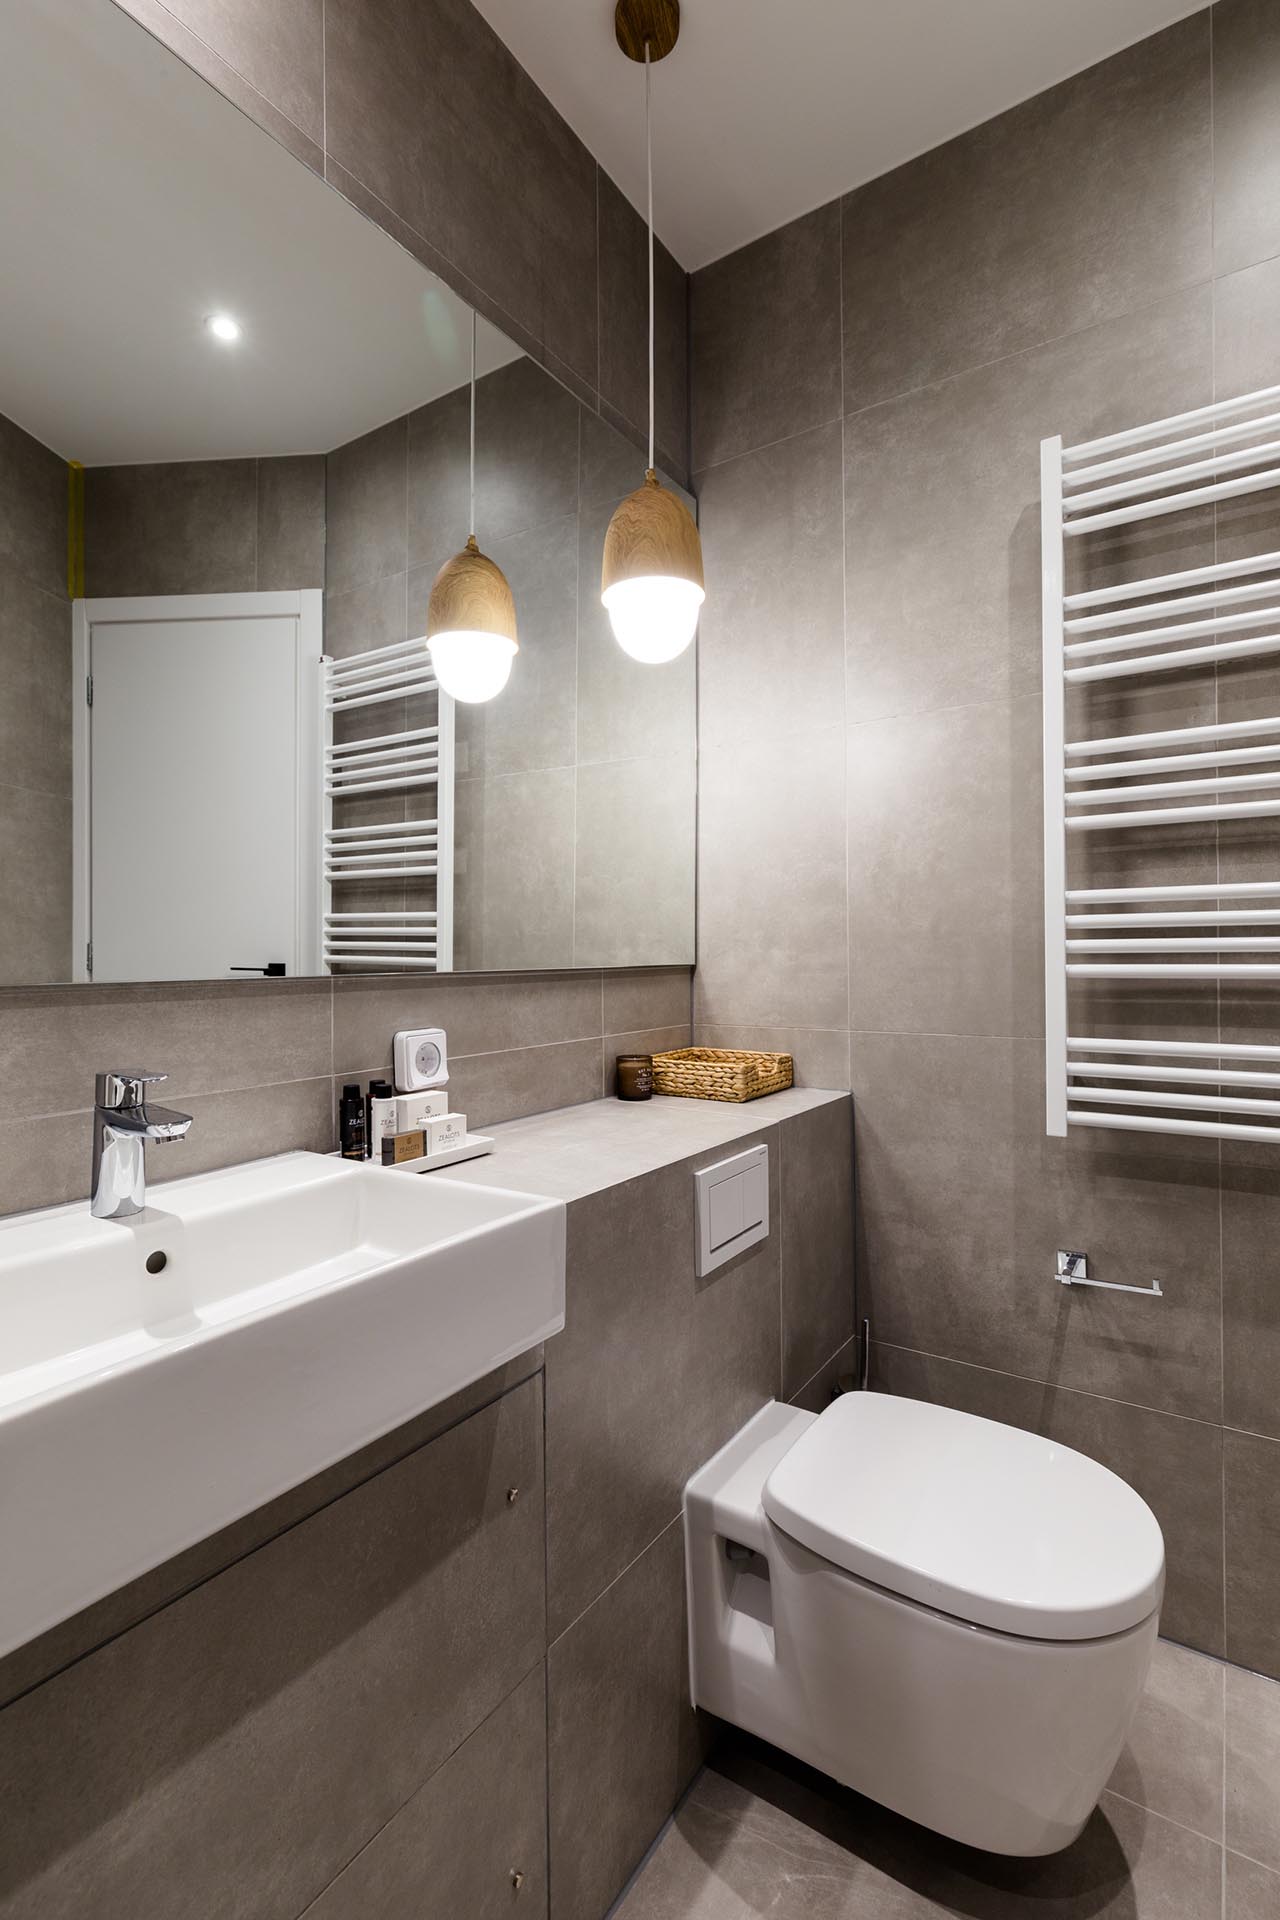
205,313 -> 241,343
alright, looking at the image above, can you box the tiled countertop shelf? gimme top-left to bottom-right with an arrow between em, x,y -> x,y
440,1087 -> 850,1203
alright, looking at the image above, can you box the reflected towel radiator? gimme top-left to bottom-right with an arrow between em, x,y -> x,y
1042,382 -> 1280,1144
321,637 -> 455,970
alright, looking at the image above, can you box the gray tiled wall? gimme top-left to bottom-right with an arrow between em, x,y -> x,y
0,413 -> 71,987
112,0 -> 691,484
0,1094 -> 855,1920
84,452 -> 326,595
0,966 -> 692,1215
690,0 -> 1280,1680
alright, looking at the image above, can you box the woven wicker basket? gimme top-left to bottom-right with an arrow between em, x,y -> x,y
650,1046 -> 794,1103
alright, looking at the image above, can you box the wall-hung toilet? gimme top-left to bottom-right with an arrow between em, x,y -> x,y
684,1393 -> 1165,1857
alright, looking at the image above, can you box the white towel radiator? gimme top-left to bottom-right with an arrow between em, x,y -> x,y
1042,382 -> 1280,1144
321,637 -> 455,970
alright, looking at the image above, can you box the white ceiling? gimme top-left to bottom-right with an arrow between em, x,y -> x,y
472,0 -> 1208,270
0,0 -> 521,465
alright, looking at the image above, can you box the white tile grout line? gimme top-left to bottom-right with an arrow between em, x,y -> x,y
870,1336 -> 1242,1439
1100,1786 -> 1224,1853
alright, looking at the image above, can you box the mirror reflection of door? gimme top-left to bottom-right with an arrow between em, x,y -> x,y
73,592 -> 322,982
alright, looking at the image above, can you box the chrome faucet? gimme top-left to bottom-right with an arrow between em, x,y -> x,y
91,1071 -> 192,1220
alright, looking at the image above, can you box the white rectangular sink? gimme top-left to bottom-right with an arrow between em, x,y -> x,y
0,1150 -> 565,1658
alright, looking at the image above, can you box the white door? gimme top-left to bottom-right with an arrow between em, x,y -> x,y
73,591 -> 322,982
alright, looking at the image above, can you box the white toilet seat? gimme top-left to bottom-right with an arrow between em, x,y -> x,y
761,1391 -> 1164,1640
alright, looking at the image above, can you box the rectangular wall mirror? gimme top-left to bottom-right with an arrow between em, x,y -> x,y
0,0 -> 697,987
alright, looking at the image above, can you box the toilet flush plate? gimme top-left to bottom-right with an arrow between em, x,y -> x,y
695,1143 -> 769,1276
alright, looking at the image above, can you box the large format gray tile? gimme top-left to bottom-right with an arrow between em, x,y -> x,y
843,286 -> 1213,725
1107,1637 -> 1224,1842
1227,1661 -> 1280,1873
573,755 -> 696,969
409,358 -> 580,569
0,567 -> 71,799
0,978 -> 333,1117
139,0 -> 325,146
332,970 -> 602,1074
306,1665 -> 548,1919
1225,1429 -> 1280,1679
696,728 -> 848,1033
545,1136 -> 780,1638
84,460 -> 258,597
603,968 -> 691,1037
324,0 -> 598,390
548,1519 -> 705,1920
621,1749 -> 1224,1920
0,786 -> 71,990
323,572 -> 409,662
1213,0 -> 1280,279
1228,1850 -> 1280,1920
871,1344 -> 1226,1657
851,1032 -> 1225,1428
0,411 -> 66,596
579,405 -> 654,508
847,696 -> 1042,1039
325,417 -> 407,597
0,1379 -> 545,1920
780,1098 -> 855,1398
255,453 -> 325,589
696,420 -> 844,750
597,170 -> 689,482
1222,1148 -> 1280,1442
455,767 -> 576,971
842,16 -> 1210,410
692,202 -> 841,471
1214,253 -> 1280,407
440,1037 -> 604,1129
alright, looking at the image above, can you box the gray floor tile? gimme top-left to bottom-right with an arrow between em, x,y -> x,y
1107,1637 -> 1224,1841
619,1745 -> 1225,1919
1228,1662 -> 1280,1874
1228,1849 -> 1280,1920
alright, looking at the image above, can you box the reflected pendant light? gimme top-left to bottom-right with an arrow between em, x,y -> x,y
601,0 -> 705,665
427,313 -> 518,703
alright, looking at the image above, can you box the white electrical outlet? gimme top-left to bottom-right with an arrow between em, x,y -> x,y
393,1027 -> 449,1093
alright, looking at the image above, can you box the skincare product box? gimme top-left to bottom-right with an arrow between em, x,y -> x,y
396,1089 -> 450,1130
424,1112 -> 467,1155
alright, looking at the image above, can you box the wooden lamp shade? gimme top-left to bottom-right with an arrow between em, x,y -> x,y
601,470 -> 703,596
426,535 -> 518,644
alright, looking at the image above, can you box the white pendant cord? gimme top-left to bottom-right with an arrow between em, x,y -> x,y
468,309 -> 477,539
645,40 -> 654,473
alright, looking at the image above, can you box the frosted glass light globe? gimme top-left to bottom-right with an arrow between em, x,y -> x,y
602,574 -> 704,664
428,630 -> 517,703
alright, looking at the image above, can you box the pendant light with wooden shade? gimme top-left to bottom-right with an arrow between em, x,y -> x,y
426,314 -> 518,703
601,0 -> 705,665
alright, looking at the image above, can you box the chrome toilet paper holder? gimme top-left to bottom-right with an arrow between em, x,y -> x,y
1057,1250 -> 1162,1298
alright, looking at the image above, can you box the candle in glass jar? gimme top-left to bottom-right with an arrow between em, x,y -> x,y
616,1053 -> 654,1100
